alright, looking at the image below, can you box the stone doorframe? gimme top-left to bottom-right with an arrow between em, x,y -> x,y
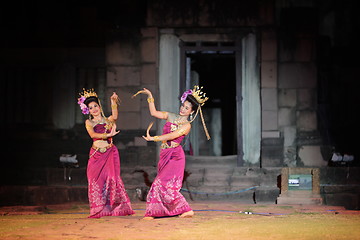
158,29 -> 260,166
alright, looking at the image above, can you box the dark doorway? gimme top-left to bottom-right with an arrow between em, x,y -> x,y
185,50 -> 237,156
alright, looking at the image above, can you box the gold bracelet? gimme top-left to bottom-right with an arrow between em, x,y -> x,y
153,136 -> 160,142
177,128 -> 186,136
102,133 -> 108,139
111,104 -> 117,109
147,97 -> 154,103
161,111 -> 167,119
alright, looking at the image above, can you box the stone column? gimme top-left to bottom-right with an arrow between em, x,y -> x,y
158,32 -> 180,115
242,33 -> 261,166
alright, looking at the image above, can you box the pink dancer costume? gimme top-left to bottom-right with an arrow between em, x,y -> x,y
87,123 -> 134,218
144,118 -> 192,217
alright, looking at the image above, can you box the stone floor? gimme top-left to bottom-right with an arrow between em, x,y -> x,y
1,201 -> 360,240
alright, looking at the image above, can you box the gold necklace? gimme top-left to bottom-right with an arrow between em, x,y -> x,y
92,117 -> 105,124
173,115 -> 188,126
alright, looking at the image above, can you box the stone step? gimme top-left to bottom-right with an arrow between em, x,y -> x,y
321,184 -> 360,193
277,196 -> 323,205
230,176 -> 261,187
277,190 -> 323,205
204,167 -> 234,175
202,180 -> 230,187
254,186 -> 280,203
185,155 -> 238,168
286,190 -> 314,197
202,175 -> 230,181
44,165 -> 281,192
182,185 -> 257,202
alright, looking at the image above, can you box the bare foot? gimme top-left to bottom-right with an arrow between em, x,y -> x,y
179,210 -> 194,218
142,216 -> 155,220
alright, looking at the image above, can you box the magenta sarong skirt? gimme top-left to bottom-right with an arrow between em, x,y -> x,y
144,122 -> 192,217
87,124 -> 134,218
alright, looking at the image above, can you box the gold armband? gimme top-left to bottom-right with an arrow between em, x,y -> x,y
85,122 -> 93,131
153,136 -> 160,142
177,128 -> 186,136
147,97 -> 155,103
111,104 -> 117,110
102,133 -> 108,139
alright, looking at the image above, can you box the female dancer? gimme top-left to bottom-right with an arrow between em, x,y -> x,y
135,86 -> 209,220
78,89 -> 134,218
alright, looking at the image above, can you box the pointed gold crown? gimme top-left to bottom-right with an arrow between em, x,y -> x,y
79,88 -> 98,99
192,85 -> 209,106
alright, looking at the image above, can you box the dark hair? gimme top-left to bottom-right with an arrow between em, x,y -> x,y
84,96 -> 99,107
185,94 -> 199,111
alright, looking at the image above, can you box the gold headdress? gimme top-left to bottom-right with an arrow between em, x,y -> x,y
79,88 -> 98,99
192,85 -> 209,106
181,85 -> 211,140
77,88 -> 99,115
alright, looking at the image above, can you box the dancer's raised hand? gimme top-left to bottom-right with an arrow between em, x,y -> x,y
108,124 -> 120,137
142,122 -> 153,141
132,88 -> 152,98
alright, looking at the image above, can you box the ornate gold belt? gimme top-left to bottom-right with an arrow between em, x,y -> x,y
160,141 -> 180,149
92,140 -> 113,153
92,143 -> 113,153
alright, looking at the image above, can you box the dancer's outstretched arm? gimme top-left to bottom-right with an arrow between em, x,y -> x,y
108,92 -> 119,122
139,88 -> 168,120
142,122 -> 191,142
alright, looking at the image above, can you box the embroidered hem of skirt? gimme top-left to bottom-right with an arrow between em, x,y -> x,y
144,204 -> 192,217
89,206 -> 135,218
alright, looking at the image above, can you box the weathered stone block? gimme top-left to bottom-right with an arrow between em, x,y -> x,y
262,137 -> 284,146
262,131 -> 280,138
283,126 -> 297,147
259,168 -> 282,187
296,110 -> 317,131
278,107 -> 296,127
141,27 -> 157,38
323,193 -> 359,210
297,131 -> 322,145
255,187 -> 280,203
320,167 -> 360,185
107,66 -> 140,87
261,88 -> 277,110
298,145 -> 327,167
279,89 -> 296,107
298,88 -> 316,110
261,61 -> 277,88
116,88 -> 141,112
279,36 -> 315,63
117,112 -> 141,130
262,110 -> 278,130
278,63 -> 317,89
231,175 -> 260,187
141,38 -> 157,63
141,64 -> 157,84
261,145 -> 284,167
106,41 -> 138,65
261,35 -> 277,61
